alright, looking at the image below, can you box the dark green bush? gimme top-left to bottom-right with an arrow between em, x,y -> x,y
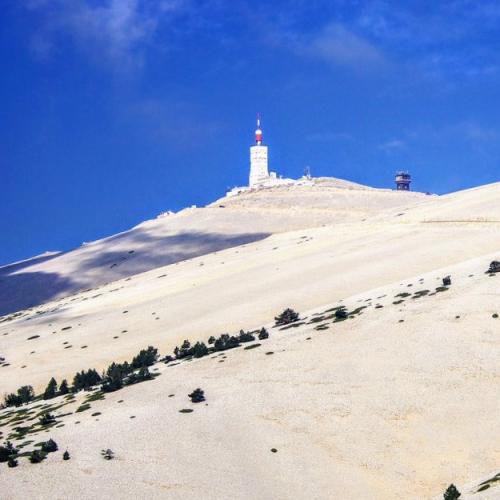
63,450 -> 70,460
29,449 -> 45,463
7,457 -> 18,468
238,330 -> 255,343
0,441 -> 18,462
41,439 -> 58,453
486,261 -> 500,274
39,412 -> 56,426
274,308 -> 299,326
334,308 -> 348,320
443,483 -> 461,500
258,328 -> 269,340
174,341 -> 193,359
208,336 -> 215,344
188,388 -> 205,403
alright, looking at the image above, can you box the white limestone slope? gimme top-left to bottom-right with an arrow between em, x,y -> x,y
0,177 -> 427,316
1,253 -> 500,499
1,178 -> 500,499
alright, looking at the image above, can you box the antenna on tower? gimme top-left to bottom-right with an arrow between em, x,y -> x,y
255,113 -> 263,145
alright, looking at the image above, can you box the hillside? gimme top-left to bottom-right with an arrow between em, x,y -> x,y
1,178 -> 500,499
0,177 -> 427,316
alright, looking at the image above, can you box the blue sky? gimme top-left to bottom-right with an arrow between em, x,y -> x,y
2,0 -> 500,265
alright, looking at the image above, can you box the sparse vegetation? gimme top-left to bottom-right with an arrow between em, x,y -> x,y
29,449 -> 45,463
334,308 -> 348,321
192,342 -> 209,358
274,308 -> 299,326
4,385 -> 34,407
72,369 -> 102,392
131,346 -> 158,368
486,260 -> 500,274
59,379 -> 69,395
101,449 -> 114,460
39,412 -> 56,426
63,450 -> 70,460
43,377 -> 58,400
258,328 -> 269,340
41,438 -> 58,453
443,483 -> 461,500
188,388 -> 205,403
0,441 -> 18,462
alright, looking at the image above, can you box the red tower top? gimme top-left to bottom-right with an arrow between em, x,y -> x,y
255,113 -> 263,145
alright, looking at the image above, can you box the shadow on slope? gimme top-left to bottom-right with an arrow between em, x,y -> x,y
0,230 -> 271,316
0,270 -> 76,317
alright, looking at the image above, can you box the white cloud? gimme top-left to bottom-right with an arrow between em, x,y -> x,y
26,0 -> 188,69
281,22 -> 387,71
378,139 -> 406,153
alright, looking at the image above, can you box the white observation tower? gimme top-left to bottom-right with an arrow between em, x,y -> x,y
249,114 -> 269,187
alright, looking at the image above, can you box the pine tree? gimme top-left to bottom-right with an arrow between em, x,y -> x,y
192,342 -> 209,358
43,377 -> 58,400
63,450 -> 70,460
59,379 -> 69,395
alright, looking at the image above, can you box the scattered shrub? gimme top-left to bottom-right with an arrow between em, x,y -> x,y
442,276 -> 452,286
7,457 -> 18,468
41,439 -> 58,453
274,308 -> 299,326
486,261 -> 500,274
39,413 -> 56,426
258,328 -> 269,340
0,441 -> 18,462
238,330 -> 255,343
43,377 -> 58,400
443,483 -> 461,500
101,449 -> 114,460
493,313 -> 499,319
188,388 -> 205,403
208,336 -> 216,344
29,449 -> 45,463
63,450 -> 70,460
334,308 -> 348,320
